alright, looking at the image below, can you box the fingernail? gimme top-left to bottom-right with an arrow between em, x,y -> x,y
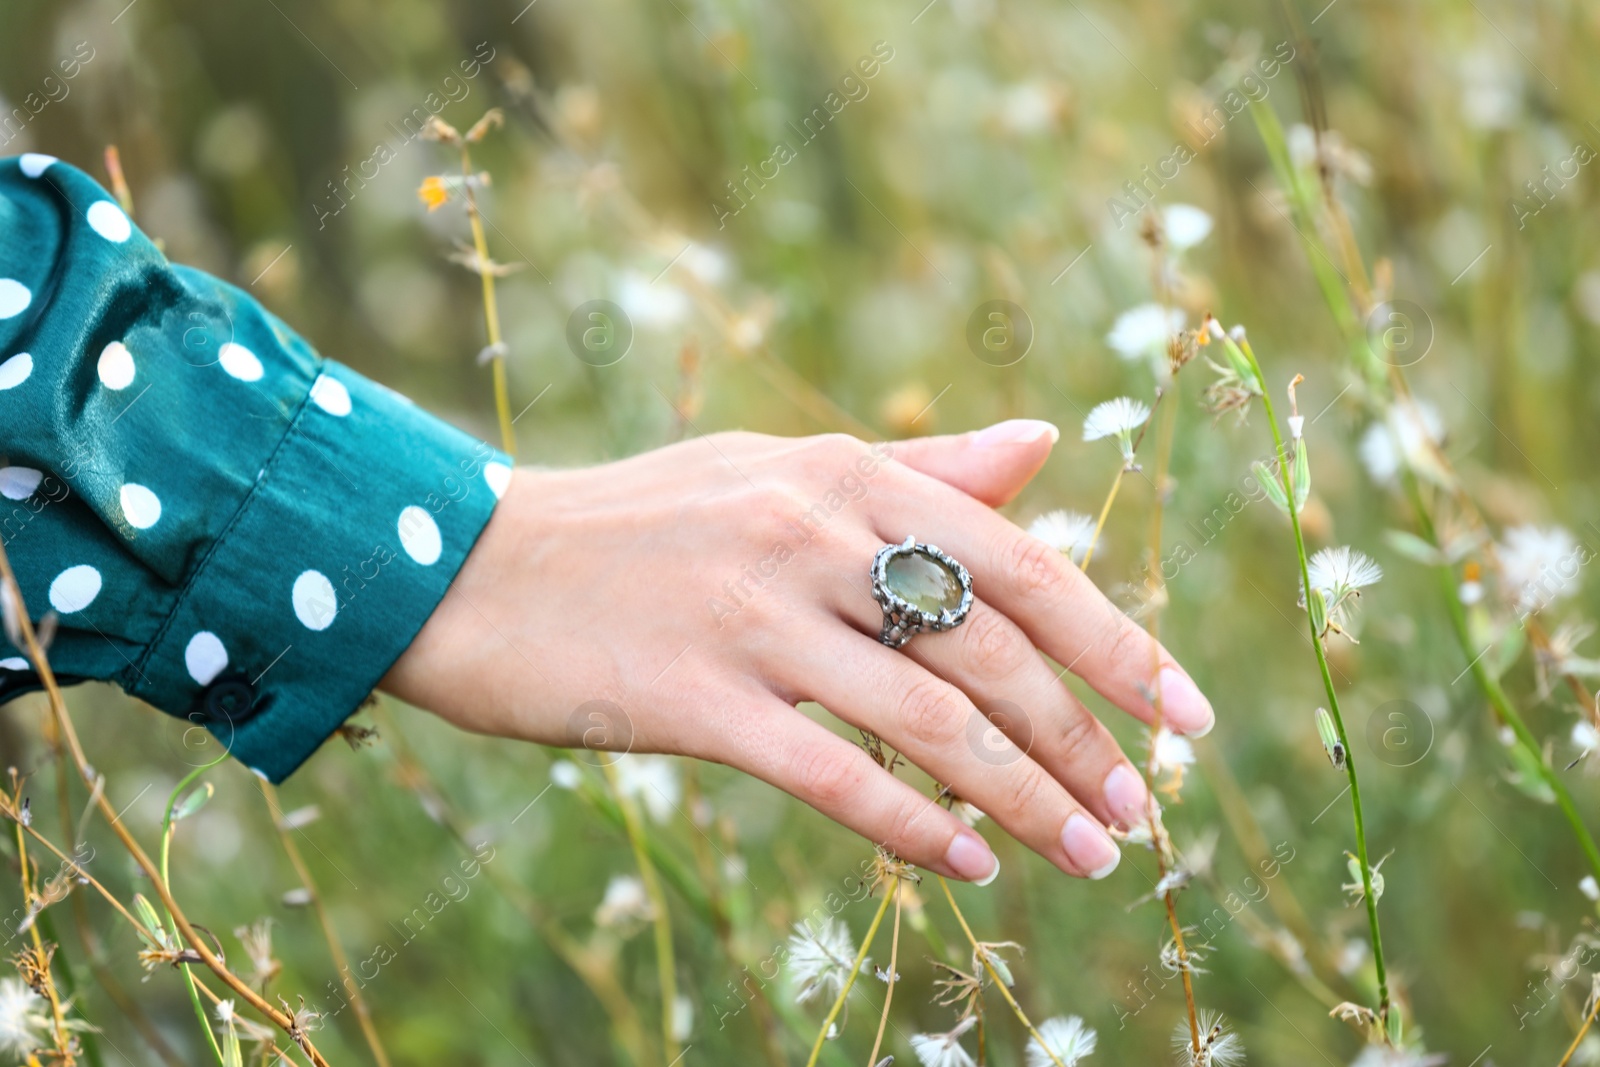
972,419 -> 1059,447
1159,666 -> 1215,737
946,832 -> 1000,884
1103,764 -> 1150,828
1062,813 -> 1121,879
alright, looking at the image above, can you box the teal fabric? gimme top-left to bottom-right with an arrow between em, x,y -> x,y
0,155 -> 510,781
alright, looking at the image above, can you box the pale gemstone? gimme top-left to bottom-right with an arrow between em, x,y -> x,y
885,550 -> 962,614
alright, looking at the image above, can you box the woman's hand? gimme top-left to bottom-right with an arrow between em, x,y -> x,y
381,420 -> 1214,884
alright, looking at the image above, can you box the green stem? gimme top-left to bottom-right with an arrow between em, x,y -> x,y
1400,475 -> 1600,881
804,886 -> 893,1067
1242,343 -> 1391,1021
601,755 -> 680,1067
161,759 -> 228,1067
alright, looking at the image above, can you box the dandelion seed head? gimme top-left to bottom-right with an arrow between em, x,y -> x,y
1173,1011 -> 1244,1066
1029,510 -> 1097,564
614,755 -> 681,823
1307,547 -> 1385,598
1083,397 -> 1151,444
1150,727 -> 1195,776
911,1025 -> 978,1067
1349,1044 -> 1448,1067
1027,1014 -> 1098,1067
1163,205 -> 1213,251
787,917 -> 863,1005
1358,401 -> 1444,486
1107,304 -> 1184,361
0,977 -> 47,1055
595,874 -> 655,930
1498,524 -> 1582,613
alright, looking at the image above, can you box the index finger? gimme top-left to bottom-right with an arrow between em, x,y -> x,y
873,467 -> 1215,737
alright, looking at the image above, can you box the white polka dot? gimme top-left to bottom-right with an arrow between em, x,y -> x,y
0,354 -> 33,391
0,280 -> 30,320
218,343 -> 263,382
120,484 -> 162,529
398,506 -> 442,565
18,154 -> 56,179
0,467 -> 42,501
49,565 -> 102,614
184,632 -> 228,686
97,341 -> 136,390
87,200 -> 132,243
292,570 -> 338,631
484,462 -> 512,499
0,657 -> 28,672
309,374 -> 351,416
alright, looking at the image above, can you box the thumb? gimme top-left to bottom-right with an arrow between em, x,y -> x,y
890,419 -> 1059,506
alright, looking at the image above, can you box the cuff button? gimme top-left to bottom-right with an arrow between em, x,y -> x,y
201,675 -> 260,725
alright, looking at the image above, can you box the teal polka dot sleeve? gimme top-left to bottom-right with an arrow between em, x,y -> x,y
0,155 -> 512,781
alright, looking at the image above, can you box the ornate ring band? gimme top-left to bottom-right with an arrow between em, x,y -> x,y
870,536 -> 974,648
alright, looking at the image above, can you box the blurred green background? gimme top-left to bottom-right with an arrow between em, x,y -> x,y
5,0 -> 1600,1063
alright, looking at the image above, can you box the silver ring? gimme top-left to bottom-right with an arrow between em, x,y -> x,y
871,536 -> 974,648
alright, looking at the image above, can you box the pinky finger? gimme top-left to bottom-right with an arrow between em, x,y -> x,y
717,700 -> 1001,884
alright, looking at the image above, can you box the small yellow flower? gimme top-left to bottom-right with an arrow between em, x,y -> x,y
417,176 -> 450,212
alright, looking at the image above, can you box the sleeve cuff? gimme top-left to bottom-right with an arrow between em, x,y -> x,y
127,362 -> 511,782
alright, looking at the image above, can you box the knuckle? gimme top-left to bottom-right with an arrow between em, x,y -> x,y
1101,615 -> 1151,673
1000,764 -> 1052,816
896,677 -> 966,749
792,746 -> 866,810
1054,709 -> 1103,757
962,609 -> 1025,677
879,798 -> 928,855
812,432 -> 868,464
1008,535 -> 1067,599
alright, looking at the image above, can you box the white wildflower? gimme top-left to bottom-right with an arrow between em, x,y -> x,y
1151,727 -> 1195,777
953,800 -> 986,827
617,271 -> 690,328
1027,1014 -> 1097,1067
1349,1045 -> 1448,1067
998,82 -> 1067,135
1304,546 -> 1383,636
911,1016 -> 978,1067
1498,524 -> 1584,614
1083,396 -> 1151,466
0,977 -> 48,1055
1029,510 -> 1097,564
1163,205 -> 1213,251
671,994 -> 694,1042
1575,720 -> 1600,758
1580,875 -> 1599,901
788,917 -> 864,1005
1106,304 -> 1183,362
614,755 -> 681,823
595,874 -> 655,931
1358,401 -> 1445,486
1335,938 -> 1368,976
1173,1011 -> 1245,1067
677,242 -> 729,285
